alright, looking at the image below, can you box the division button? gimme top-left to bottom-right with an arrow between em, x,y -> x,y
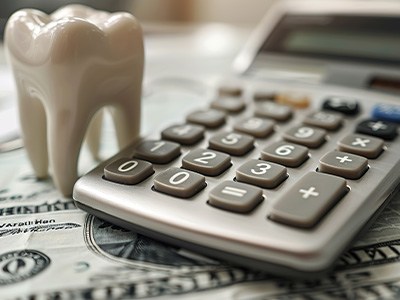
133,140 -> 181,164
161,124 -> 204,145
356,119 -> 398,140
254,101 -> 293,122
233,117 -> 275,138
236,159 -> 288,188
322,96 -> 360,115
154,167 -> 206,198
182,148 -> 231,176
186,109 -> 226,128
319,150 -> 368,179
104,158 -> 154,185
303,111 -> 343,131
283,125 -> 326,148
261,141 -> 309,167
210,97 -> 246,113
269,172 -> 348,228
338,134 -> 384,158
209,132 -> 254,156
209,181 -> 263,213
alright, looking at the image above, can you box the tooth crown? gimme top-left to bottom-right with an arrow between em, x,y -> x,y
5,5 -> 144,196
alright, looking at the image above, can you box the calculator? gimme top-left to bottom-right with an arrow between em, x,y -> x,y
73,1 -> 400,278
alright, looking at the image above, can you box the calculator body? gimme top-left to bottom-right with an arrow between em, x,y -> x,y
73,1 -> 400,278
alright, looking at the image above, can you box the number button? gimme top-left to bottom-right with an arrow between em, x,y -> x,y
186,109 -> 226,128
319,151 -> 368,179
269,172 -> 348,228
303,111 -> 343,131
210,97 -> 246,113
254,101 -> 293,121
283,125 -> 326,148
104,158 -> 154,185
233,117 -> 275,138
209,132 -> 254,156
209,181 -> 263,213
338,134 -> 384,158
182,148 -> 231,176
134,140 -> 181,164
236,159 -> 287,188
356,119 -> 398,140
154,167 -> 206,198
161,124 -> 204,145
261,141 -> 309,167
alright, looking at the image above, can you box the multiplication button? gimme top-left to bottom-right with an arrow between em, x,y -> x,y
261,141 -> 309,167
338,134 -> 384,158
154,168 -> 206,198
209,181 -> 263,213
104,158 -> 154,185
319,151 -> 368,179
269,172 -> 348,228
236,159 -> 287,188
182,148 -> 231,176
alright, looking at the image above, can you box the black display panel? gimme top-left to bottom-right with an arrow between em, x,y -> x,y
260,15 -> 400,65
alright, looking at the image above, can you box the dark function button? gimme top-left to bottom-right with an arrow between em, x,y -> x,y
319,151 -> 368,180
209,132 -> 254,156
233,117 -> 275,138
154,168 -> 206,198
356,119 -> 398,140
209,181 -> 263,213
104,158 -> 154,185
269,172 -> 348,228
161,124 -> 204,145
210,97 -> 245,113
322,96 -> 360,115
134,140 -> 181,164
182,148 -> 231,176
186,109 -> 226,128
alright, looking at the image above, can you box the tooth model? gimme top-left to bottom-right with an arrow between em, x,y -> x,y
5,5 -> 144,196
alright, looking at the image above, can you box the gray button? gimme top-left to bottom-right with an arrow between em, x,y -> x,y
283,125 -> 326,148
254,101 -> 292,121
319,151 -> 368,179
186,109 -> 226,128
161,124 -> 204,145
210,97 -> 245,113
218,85 -> 243,97
209,181 -> 263,213
338,134 -> 384,159
303,111 -> 343,131
270,172 -> 348,228
233,117 -> 275,138
182,148 -> 231,176
134,140 -> 181,164
209,132 -> 254,156
236,159 -> 288,188
104,158 -> 154,185
154,167 -> 206,198
261,141 -> 309,167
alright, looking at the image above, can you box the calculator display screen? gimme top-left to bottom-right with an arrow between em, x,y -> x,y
260,15 -> 400,65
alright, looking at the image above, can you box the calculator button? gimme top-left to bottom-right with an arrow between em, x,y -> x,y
283,125 -> 326,148
161,124 -> 204,145
254,101 -> 293,121
209,132 -> 254,156
218,85 -> 242,97
253,92 -> 276,101
210,97 -> 245,113
322,96 -> 360,115
233,117 -> 274,138
356,119 -> 398,140
186,109 -> 226,128
261,141 -> 309,167
372,104 -> 400,123
236,159 -> 287,188
134,140 -> 181,164
154,168 -> 206,198
269,172 -> 347,228
275,93 -> 310,109
303,111 -> 343,131
338,134 -> 384,158
319,151 -> 368,179
104,158 -> 154,185
182,148 -> 231,176
209,181 -> 263,213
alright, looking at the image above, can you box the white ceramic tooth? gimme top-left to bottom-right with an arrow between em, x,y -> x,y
5,4 -> 144,196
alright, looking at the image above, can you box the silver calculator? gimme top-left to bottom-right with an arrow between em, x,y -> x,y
73,1 -> 400,277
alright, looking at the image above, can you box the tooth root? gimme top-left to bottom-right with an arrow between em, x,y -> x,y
16,84 -> 48,178
85,110 -> 104,161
